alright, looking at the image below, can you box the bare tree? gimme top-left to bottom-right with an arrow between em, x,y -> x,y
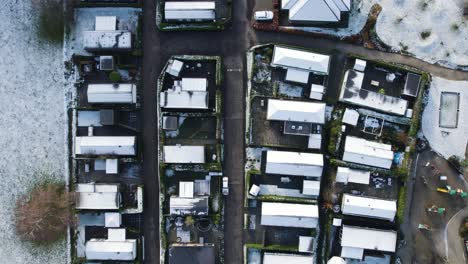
15,182 -> 74,243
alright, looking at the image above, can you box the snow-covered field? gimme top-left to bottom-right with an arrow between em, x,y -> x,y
376,0 -> 468,67
285,0 -> 468,68
0,1 -> 67,263
422,77 -> 468,159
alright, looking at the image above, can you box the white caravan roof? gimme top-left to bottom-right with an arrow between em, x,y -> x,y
272,46 -> 330,74
266,150 -> 323,177
342,194 -> 397,221
267,99 -> 325,124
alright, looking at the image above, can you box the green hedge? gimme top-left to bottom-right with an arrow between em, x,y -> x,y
396,186 -> 407,224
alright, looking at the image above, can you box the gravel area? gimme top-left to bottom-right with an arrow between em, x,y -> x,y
0,1 -> 67,263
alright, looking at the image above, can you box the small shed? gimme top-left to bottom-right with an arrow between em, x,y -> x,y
353,59 -> 367,72
166,59 -> 184,77
179,182 -> 194,198
99,56 -> 114,71
163,145 -> 205,163
105,159 -> 118,174
309,84 -> 325,101
95,16 -> 117,31
302,180 -> 321,196
105,212 -> 122,228
307,134 -> 322,149
342,108 -> 359,126
285,69 -> 310,84
298,236 -> 314,253
163,116 -> 179,130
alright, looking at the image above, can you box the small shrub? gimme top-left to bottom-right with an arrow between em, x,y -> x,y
420,0 -> 429,11
15,181 -> 74,244
395,17 -> 404,24
378,88 -> 385,95
451,23 -> 459,32
420,30 -> 431,39
109,71 -> 121,82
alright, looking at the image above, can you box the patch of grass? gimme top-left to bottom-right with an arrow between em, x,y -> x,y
420,30 -> 431,40
34,0 -> 73,43
396,185 -> 407,224
109,71 -> 122,82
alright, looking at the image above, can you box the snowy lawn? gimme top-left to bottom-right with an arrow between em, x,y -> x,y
421,77 -> 468,159
0,1 -> 67,263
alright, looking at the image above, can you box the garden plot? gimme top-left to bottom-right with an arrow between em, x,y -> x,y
0,1 -> 67,263
422,77 -> 468,159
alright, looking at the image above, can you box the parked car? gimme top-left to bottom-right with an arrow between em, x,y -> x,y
222,177 -> 229,195
254,11 -> 274,22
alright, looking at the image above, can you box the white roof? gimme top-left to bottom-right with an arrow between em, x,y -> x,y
342,108 -> 359,126
307,134 -> 322,149
95,16 -> 117,31
343,136 -> 394,169
163,145 -> 205,163
340,70 -> 408,116
285,68 -> 310,84
165,1 -> 215,10
85,239 -> 137,261
272,46 -> 330,74
267,99 -> 326,124
105,213 -> 121,228
354,59 -> 367,72
106,159 -> 118,174
108,228 -> 126,241
288,0 -> 342,23
160,89 -> 208,109
342,194 -> 397,221
75,136 -> 136,156
310,84 -> 325,100
341,246 -> 364,260
263,253 -> 314,264
336,167 -> 370,185
179,181 -> 194,198
166,59 -> 184,77
181,78 -> 207,91
261,202 -> 319,228
266,150 -> 323,177
327,256 -> 347,264
78,111 -> 101,127
303,180 -> 321,196
332,218 -> 342,226
83,31 -> 132,50
76,183 -> 119,210
341,225 -> 397,255
165,10 -> 215,20
87,84 -> 137,104
298,236 -> 314,253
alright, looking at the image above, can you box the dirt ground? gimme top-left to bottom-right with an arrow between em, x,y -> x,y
397,150 -> 468,263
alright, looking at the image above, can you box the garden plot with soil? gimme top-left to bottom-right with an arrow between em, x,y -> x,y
0,1 -> 68,263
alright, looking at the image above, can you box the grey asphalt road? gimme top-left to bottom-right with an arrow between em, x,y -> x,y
141,1 -> 468,264
446,207 -> 468,264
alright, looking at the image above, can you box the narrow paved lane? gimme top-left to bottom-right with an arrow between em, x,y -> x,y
142,1 -> 468,263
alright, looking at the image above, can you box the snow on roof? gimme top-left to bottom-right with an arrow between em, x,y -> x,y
303,180 -> 321,196
105,212 -> 121,228
298,236 -> 314,253
85,238 -> 137,261
341,246 -> 364,260
266,150 -> 323,177
263,253 -> 314,264
310,84 -> 325,100
267,99 -> 326,124
106,159 -> 118,174
76,183 -> 119,210
181,78 -> 207,91
160,87 -> 209,109
341,225 -> 397,254
83,31 -> 132,50
165,10 -> 216,20
307,134 -> 322,149
289,0 -> 342,23
261,202 -> 319,228
342,194 -> 397,221
163,145 -> 205,163
75,136 -> 136,156
353,59 -> 367,72
336,167 -> 370,185
342,108 -> 359,126
169,196 -> 209,216
165,1 -> 215,10
78,111 -> 102,127
179,181 -> 194,198
87,83 -> 137,104
340,70 -> 408,116
343,136 -> 394,169
95,16 -> 117,31
272,46 -> 330,74
166,59 -> 184,77
285,68 -> 310,84
327,256 -> 347,264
